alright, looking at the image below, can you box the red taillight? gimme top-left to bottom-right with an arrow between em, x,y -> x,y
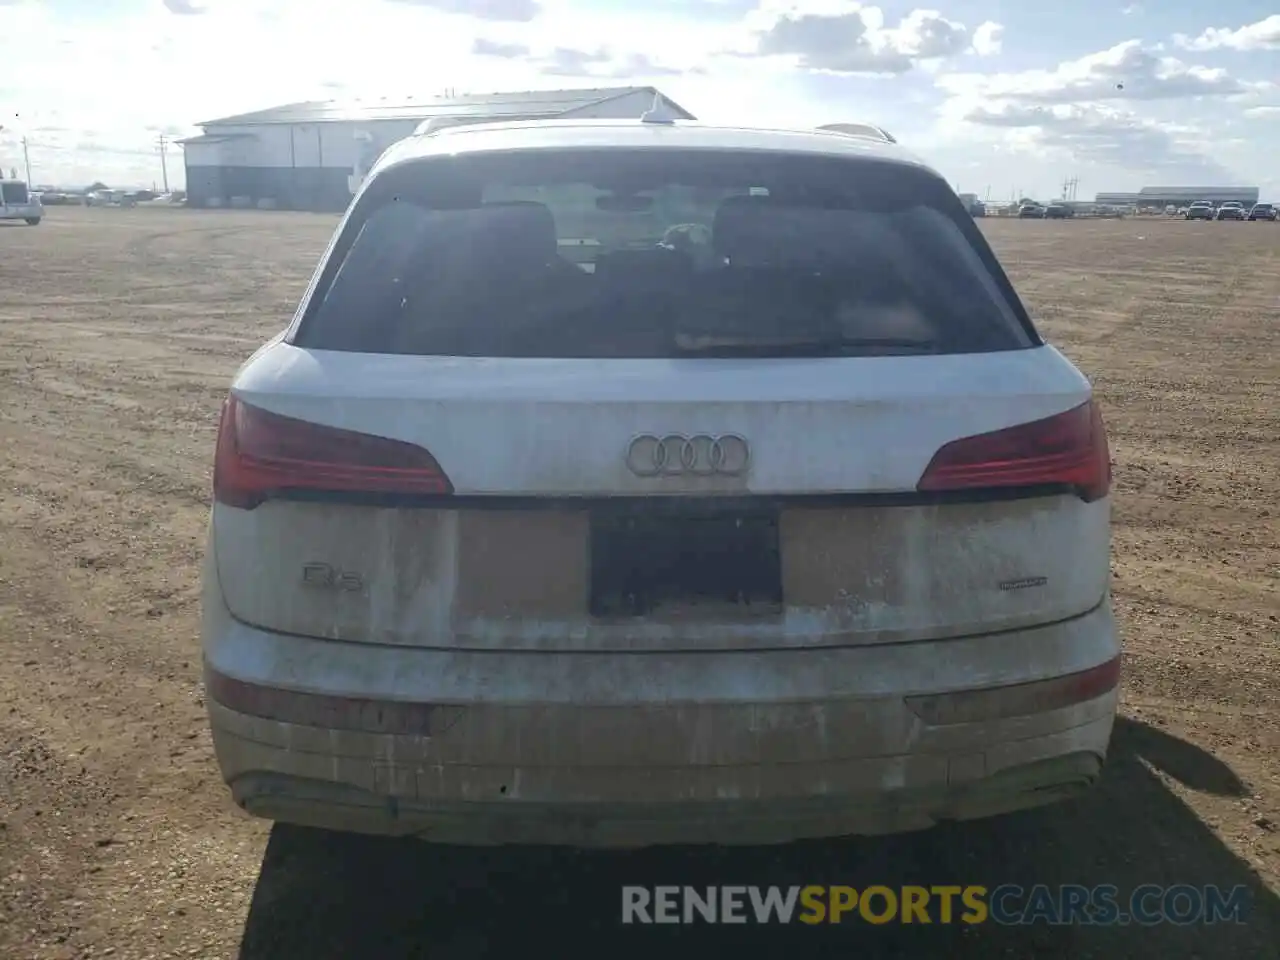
917,400 -> 1111,501
212,395 -> 453,509
905,654 -> 1121,725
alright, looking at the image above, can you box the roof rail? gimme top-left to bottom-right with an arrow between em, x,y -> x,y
816,122 -> 896,144
413,117 -> 461,136
412,116 -> 519,137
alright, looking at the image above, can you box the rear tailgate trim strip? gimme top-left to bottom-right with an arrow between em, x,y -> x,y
248,483 -> 1079,511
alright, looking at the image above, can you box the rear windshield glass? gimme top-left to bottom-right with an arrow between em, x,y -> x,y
1,182 -> 30,204
296,149 -> 1036,359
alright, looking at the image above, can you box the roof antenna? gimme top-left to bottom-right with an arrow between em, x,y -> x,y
641,91 -> 676,125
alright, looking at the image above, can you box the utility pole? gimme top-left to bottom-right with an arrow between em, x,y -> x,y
21,136 -> 32,184
157,133 -> 170,193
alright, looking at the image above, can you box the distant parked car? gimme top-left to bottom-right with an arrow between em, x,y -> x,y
968,200 -> 986,218
1044,203 -> 1074,219
1216,201 -> 1246,221
1185,201 -> 1215,220
1018,202 -> 1045,219
85,189 -> 137,208
1247,202 -> 1277,221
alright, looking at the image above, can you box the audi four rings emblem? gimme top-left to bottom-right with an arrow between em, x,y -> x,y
625,434 -> 751,477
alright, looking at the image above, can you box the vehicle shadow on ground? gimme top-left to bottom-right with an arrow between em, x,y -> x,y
236,717 -> 1279,959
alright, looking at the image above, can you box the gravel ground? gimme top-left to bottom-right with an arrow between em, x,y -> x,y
0,207 -> 1277,959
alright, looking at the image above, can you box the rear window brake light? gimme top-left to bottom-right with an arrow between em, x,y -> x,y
916,400 -> 1111,501
213,396 -> 453,509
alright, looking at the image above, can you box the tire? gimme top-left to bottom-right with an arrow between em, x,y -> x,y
24,218 -> 40,226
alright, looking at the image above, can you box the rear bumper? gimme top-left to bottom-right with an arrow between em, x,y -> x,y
219,751 -> 1105,846
203,578 -> 1120,846
0,204 -> 41,220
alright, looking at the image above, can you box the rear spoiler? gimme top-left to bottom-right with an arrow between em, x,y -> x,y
816,123 -> 896,144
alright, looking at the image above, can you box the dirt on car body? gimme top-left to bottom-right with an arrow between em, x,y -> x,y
0,207 -> 1277,958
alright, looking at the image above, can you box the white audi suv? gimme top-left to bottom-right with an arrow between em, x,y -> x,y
202,118 -> 1120,847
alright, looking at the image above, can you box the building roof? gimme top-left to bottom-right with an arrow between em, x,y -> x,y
373,118 -> 929,179
1096,186 -> 1259,204
1137,186 -> 1257,197
198,86 -> 695,127
175,132 -> 257,145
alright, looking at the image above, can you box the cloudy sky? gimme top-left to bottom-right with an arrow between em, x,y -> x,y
1,0 -> 1276,198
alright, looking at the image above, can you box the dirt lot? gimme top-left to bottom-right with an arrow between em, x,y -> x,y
0,205 -> 1277,959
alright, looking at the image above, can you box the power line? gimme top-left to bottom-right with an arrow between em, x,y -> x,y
6,134 -> 175,187
18,138 -> 157,158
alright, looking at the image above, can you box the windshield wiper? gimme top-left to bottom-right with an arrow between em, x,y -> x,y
672,335 -> 938,357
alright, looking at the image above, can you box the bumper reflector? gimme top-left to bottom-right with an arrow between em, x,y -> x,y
905,655 -> 1121,725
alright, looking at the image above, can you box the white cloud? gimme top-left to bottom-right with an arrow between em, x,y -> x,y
472,39 -> 690,77
1175,14 -> 1280,52
0,0 -> 830,186
970,21 -> 1002,57
938,40 -> 1249,106
882,9 -> 970,59
0,0 -> 1274,196
934,39 -> 1265,182
476,41 -> 691,77
959,103 -> 1235,180
385,0 -> 542,23
471,37 -> 530,58
741,1 -> 997,74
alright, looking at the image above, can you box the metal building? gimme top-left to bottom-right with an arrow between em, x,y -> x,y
180,86 -> 696,212
1095,186 -> 1260,209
